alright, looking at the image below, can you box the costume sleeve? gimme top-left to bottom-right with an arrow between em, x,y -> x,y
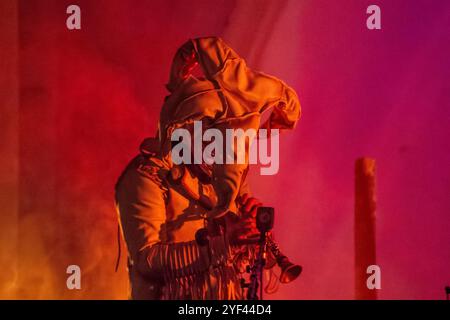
115,158 -> 166,272
238,166 -> 251,198
209,114 -> 260,217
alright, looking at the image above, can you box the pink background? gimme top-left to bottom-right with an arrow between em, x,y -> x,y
0,0 -> 449,299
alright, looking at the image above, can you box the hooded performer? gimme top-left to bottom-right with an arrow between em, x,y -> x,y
115,37 -> 301,299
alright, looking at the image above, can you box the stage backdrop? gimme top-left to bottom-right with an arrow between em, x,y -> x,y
0,0 -> 449,299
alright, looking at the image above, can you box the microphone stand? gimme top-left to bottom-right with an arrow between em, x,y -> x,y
246,231 -> 268,300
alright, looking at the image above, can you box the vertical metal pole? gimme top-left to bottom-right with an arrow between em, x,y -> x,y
355,158 -> 377,300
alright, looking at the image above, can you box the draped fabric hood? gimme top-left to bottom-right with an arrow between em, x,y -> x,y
159,37 -> 301,217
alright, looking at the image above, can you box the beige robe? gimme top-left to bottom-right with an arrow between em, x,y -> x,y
115,37 -> 300,299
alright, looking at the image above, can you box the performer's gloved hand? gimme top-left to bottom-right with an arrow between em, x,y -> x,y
239,193 -> 262,220
224,193 -> 262,244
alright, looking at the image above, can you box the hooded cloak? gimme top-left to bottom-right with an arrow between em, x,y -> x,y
159,37 -> 301,217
